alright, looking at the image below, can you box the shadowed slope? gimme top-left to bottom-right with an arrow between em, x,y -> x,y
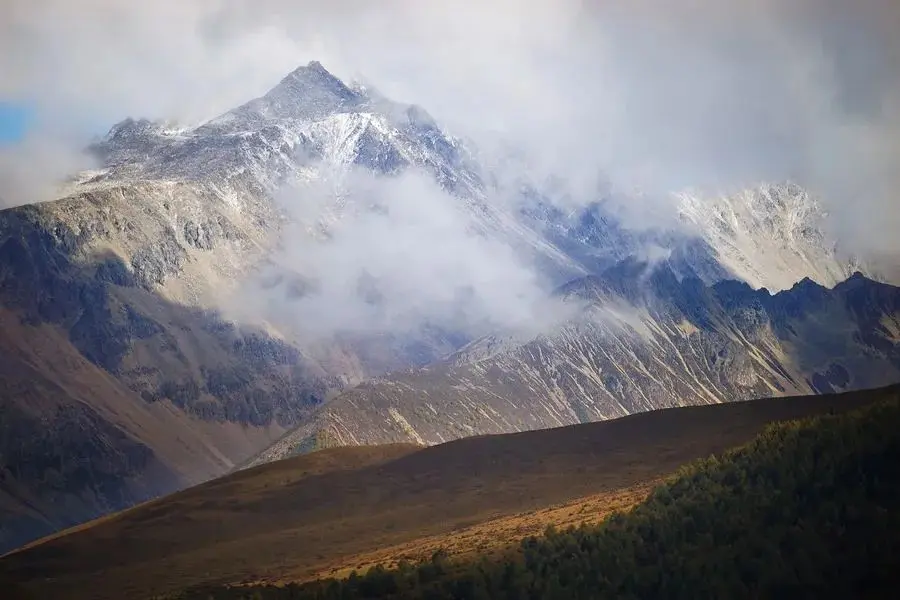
1,385 -> 892,600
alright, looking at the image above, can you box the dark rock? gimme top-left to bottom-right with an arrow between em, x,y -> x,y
95,257 -> 136,287
130,227 -> 186,288
353,127 -> 409,174
123,305 -> 163,339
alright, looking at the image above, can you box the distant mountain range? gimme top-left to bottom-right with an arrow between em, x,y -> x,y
0,61 -> 895,552
254,267 -> 900,463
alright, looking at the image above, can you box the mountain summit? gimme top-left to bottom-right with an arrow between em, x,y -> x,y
229,60 -> 363,124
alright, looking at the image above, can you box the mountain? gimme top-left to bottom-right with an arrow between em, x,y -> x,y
253,268 -> 900,463
676,184 -> 866,291
0,62 -> 481,551
0,60 -> 891,552
0,385 -> 888,600
0,61 -> 581,552
516,180 -> 869,291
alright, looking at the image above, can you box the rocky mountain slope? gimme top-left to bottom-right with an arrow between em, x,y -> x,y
0,62 -> 486,551
516,180 -> 868,291
253,268 -> 900,463
0,61 -> 587,551
0,60 -> 887,551
676,184 -> 865,291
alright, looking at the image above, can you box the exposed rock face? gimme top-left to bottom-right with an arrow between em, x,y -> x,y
676,184 -> 864,290
518,182 -> 870,292
0,199 -> 329,551
252,269 -> 900,464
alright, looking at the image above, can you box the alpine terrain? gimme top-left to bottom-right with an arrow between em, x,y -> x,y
0,61 -> 896,552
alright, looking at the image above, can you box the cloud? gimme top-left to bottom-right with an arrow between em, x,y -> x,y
224,168 -> 573,342
2,0 -> 898,254
0,133 -> 97,207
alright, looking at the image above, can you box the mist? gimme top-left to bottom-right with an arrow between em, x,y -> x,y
224,168 -> 575,342
2,0 -> 899,336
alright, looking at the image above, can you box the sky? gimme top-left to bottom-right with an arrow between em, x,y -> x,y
0,103 -> 30,145
1,0 -> 899,331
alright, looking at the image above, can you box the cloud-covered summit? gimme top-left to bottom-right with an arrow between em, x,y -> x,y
2,0 -> 898,260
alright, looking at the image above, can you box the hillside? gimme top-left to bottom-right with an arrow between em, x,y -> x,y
0,385 -> 891,600
218,383 -> 900,599
253,268 -> 900,464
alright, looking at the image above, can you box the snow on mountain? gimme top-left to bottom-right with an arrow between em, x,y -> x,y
21,59 -> 885,408
82,61 -> 868,302
677,183 -> 864,291
1,59 -> 892,548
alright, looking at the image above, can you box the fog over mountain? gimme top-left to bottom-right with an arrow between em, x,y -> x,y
2,0 -> 899,260
226,167 -> 574,341
1,0 -> 900,556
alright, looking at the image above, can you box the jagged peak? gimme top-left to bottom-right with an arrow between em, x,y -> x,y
794,276 -> 820,289
231,59 -> 363,123
833,270 -> 891,293
274,60 -> 355,96
711,278 -> 759,297
282,60 -> 337,83
770,276 -> 828,301
104,117 -> 158,140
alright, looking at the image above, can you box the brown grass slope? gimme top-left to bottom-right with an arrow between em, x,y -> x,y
1,385 -> 895,600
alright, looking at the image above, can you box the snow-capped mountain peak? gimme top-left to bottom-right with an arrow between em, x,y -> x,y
207,61 -> 361,130
2,58 -> 897,551
84,62 -> 874,298
675,182 -> 861,291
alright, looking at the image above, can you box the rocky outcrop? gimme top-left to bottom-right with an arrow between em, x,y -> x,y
676,184 -> 866,290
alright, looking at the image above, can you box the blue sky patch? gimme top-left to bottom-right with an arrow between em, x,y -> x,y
0,103 -> 33,144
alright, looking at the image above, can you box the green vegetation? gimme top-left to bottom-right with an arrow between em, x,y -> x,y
187,397 -> 900,599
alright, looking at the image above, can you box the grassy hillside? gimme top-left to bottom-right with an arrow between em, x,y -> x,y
191,386 -> 900,599
0,385 -> 893,599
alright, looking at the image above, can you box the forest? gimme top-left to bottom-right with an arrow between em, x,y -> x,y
179,395 -> 900,599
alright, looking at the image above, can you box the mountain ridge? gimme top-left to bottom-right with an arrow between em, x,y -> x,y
251,266 -> 900,465
0,60 -> 895,552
